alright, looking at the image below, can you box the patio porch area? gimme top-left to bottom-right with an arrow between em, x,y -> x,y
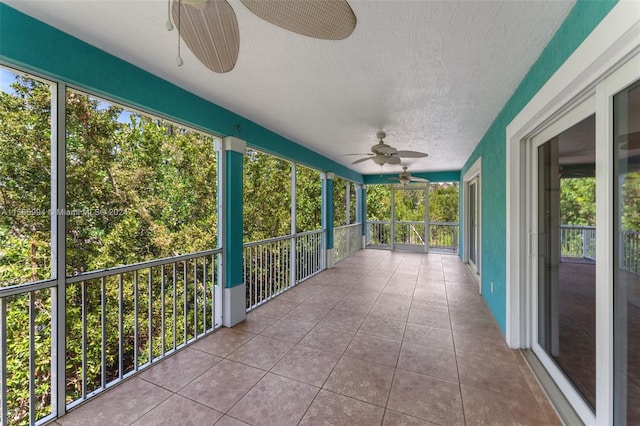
53,250 -> 560,426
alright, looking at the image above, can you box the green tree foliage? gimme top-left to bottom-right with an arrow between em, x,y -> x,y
296,164 -> 321,232
621,172 -> 640,231
333,176 -> 347,227
560,177 -> 596,226
1,74 -> 218,424
429,183 -> 459,222
243,149 -> 291,242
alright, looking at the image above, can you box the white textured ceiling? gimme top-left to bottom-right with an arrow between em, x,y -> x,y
5,0 -> 575,175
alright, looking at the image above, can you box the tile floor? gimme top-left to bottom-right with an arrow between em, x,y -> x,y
55,250 -> 561,426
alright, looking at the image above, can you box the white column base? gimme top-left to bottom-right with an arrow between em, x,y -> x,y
326,248 -> 335,269
223,283 -> 246,327
362,235 -> 367,249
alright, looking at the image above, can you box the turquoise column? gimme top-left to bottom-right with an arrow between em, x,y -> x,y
322,172 -> 335,268
221,136 -> 246,327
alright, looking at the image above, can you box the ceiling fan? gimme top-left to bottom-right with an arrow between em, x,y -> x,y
345,131 -> 428,166
167,0 -> 357,73
389,166 -> 430,186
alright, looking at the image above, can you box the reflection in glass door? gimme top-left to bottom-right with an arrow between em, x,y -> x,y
392,186 -> 427,252
614,79 -> 640,425
536,114 -> 597,411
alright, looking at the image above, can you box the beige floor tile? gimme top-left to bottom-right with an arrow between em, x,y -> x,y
227,335 -> 295,370
191,328 -> 255,357
139,347 -> 221,391
299,390 -> 385,425
344,333 -> 402,367
284,303 -> 330,323
178,359 -> 265,412
228,373 -> 318,426
457,352 -> 532,399
388,369 -> 464,426
214,416 -> 250,425
332,297 -> 375,315
323,355 -> 394,406
407,308 -> 451,329
461,384 -> 549,426
377,292 -> 414,306
299,324 -> 356,353
403,323 -> 454,352
271,344 -> 341,387
302,292 -> 344,309
397,342 -> 459,383
358,315 -> 406,341
233,310 -> 280,334
58,378 -> 171,426
131,394 -> 222,426
319,309 -> 366,332
452,329 -> 517,364
369,302 -> 410,322
383,409 -> 438,425
411,296 -> 449,313
260,317 -> 316,343
250,298 -> 299,317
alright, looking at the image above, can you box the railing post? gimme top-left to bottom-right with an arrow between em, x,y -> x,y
359,185 -> 367,248
53,81 -> 67,417
322,172 -> 335,268
220,137 -> 247,327
290,163 -> 297,286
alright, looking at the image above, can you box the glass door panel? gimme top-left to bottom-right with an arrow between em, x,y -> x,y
536,114 -> 597,410
392,187 -> 427,251
614,79 -> 640,425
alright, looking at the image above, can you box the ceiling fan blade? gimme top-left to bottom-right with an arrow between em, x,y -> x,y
351,156 -> 374,164
172,0 -> 240,73
410,177 -> 430,183
342,153 -> 372,157
387,155 -> 402,165
239,0 -> 356,40
395,150 -> 428,158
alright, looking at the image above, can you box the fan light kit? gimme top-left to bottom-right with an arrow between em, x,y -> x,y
166,0 -> 357,73
389,166 -> 430,186
344,131 -> 428,166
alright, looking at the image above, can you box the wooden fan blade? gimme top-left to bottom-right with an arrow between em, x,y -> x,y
172,0 -> 240,73
351,156 -> 373,164
387,155 -> 402,165
239,0 -> 356,40
396,150 -> 428,158
410,177 -> 429,183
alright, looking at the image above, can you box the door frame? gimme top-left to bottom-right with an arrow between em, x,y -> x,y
506,3 -> 640,424
463,157 -> 482,291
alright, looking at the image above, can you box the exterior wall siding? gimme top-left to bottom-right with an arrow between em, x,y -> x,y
460,0 -> 618,332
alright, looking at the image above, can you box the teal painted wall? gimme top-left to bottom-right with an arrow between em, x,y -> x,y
364,170 -> 460,185
460,0 -> 617,332
0,3 -> 363,184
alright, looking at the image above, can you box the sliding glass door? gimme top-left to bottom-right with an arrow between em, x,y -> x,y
531,100 -> 597,418
613,79 -> 640,425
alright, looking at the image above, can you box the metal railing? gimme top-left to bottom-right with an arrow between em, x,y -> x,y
620,230 -> 640,275
561,225 -> 640,275
367,221 -> 391,246
561,225 -> 596,259
243,229 -> 325,312
333,223 -> 362,264
0,249 -> 222,426
366,221 -> 459,253
429,222 -> 459,253
394,221 -> 426,245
